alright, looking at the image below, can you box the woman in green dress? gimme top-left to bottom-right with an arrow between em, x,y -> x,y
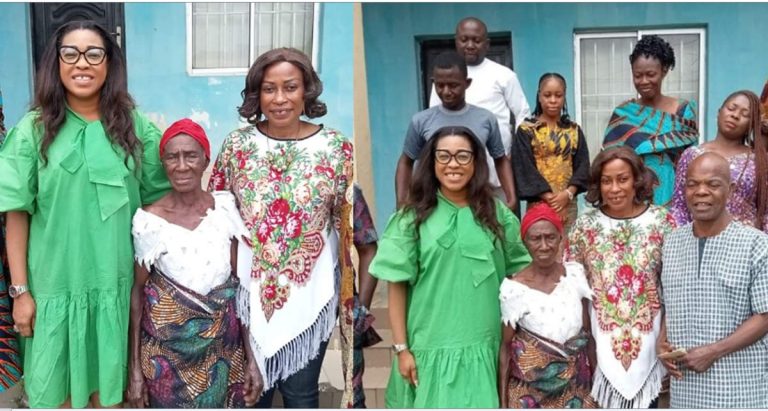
370,126 -> 531,408
0,21 -> 169,408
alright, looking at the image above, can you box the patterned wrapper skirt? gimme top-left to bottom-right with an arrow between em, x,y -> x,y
141,271 -> 246,408
0,218 -> 21,391
506,328 -> 596,409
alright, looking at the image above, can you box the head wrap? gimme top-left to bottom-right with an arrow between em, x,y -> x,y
159,118 -> 210,159
521,202 -> 564,239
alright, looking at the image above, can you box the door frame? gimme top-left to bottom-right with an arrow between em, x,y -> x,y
30,3 -> 125,74
416,32 -> 514,109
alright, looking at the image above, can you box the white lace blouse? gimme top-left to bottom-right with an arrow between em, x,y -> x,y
499,261 -> 592,344
132,191 -> 248,295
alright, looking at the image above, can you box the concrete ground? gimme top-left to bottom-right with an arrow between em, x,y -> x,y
0,383 -> 23,408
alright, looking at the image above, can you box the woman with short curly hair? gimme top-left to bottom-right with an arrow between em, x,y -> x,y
567,146 -> 676,408
208,47 -> 354,408
603,35 -> 699,206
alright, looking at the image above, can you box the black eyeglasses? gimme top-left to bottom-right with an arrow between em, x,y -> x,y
434,149 -> 474,165
59,46 -> 107,65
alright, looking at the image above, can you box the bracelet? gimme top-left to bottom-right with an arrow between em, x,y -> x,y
565,190 -> 574,202
392,343 -> 409,354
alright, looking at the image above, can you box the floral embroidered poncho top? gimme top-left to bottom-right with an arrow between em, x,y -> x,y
208,124 -> 354,401
566,205 -> 676,408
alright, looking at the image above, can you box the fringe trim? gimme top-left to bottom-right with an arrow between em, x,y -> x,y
236,282 -> 338,391
236,282 -> 251,327
591,361 -> 664,408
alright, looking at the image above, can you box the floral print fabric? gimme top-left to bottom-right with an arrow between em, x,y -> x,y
567,206 -> 673,368
670,146 -> 767,232
208,123 -> 355,406
566,205 -> 674,406
209,125 -> 353,320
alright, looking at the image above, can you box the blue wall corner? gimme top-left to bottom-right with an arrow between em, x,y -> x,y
0,3 -> 34,127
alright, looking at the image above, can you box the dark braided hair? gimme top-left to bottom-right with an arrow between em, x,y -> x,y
530,72 -> 574,127
629,35 -> 676,71
760,81 -> 768,137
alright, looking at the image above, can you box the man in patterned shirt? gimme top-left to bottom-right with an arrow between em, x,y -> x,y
659,152 -> 768,408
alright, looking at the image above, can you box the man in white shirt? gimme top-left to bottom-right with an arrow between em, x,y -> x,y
429,17 -> 531,209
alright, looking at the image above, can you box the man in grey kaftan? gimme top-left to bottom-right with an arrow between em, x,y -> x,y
660,152 -> 768,408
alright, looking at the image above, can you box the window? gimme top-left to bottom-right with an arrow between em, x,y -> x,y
186,2 -> 319,76
574,29 -> 706,160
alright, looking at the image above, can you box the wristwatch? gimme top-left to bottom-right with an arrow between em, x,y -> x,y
565,189 -> 575,202
9,284 -> 29,299
392,343 -> 409,354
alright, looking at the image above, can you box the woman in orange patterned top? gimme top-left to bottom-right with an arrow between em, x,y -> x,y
511,73 -> 590,229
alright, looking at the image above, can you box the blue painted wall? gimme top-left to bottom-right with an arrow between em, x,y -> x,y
126,2 -> 353,155
0,3 -> 34,128
0,2 -> 353,158
363,2 -> 768,226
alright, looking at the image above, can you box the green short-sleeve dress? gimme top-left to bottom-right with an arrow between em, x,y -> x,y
0,108 -> 170,408
369,192 -> 531,408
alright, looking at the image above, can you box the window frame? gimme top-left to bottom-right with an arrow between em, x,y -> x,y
573,28 -> 707,145
185,2 -> 321,76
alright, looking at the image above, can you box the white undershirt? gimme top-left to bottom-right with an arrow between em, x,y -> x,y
499,261 -> 592,344
132,191 -> 248,295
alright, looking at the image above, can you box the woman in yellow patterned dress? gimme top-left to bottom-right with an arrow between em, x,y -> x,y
511,73 -> 590,229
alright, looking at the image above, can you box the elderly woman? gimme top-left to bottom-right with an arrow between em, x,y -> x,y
0,21 -> 170,408
208,48 -> 354,407
670,90 -> 768,232
126,119 -> 262,408
603,35 -> 698,205
370,126 -> 531,408
499,203 -> 596,408
567,146 -> 676,408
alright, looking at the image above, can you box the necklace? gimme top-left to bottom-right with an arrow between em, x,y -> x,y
602,202 -> 645,220
264,121 -> 303,172
603,203 -> 647,256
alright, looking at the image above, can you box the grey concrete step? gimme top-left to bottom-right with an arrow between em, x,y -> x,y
370,307 -> 390,329
0,383 -> 23,408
